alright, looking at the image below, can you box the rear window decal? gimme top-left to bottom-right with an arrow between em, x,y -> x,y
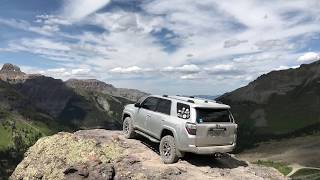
177,103 -> 190,119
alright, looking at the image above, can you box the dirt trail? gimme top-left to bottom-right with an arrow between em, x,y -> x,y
75,129 -> 286,180
287,163 -> 320,177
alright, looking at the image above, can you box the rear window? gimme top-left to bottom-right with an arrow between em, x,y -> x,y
156,99 -> 171,115
177,103 -> 190,119
196,108 -> 231,123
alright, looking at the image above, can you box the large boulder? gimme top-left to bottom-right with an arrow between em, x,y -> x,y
11,130 -> 286,180
10,132 -> 123,180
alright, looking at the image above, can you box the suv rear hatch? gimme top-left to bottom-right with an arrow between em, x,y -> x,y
194,108 -> 237,147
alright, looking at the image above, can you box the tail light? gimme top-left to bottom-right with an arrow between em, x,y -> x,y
185,122 -> 197,135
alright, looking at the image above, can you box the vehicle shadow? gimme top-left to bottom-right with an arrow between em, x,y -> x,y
182,153 -> 248,169
136,135 -> 248,169
135,135 -> 160,154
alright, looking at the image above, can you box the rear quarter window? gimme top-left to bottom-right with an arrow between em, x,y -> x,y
177,103 -> 190,119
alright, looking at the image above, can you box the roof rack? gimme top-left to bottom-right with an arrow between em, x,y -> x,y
162,95 -> 219,105
187,100 -> 195,103
166,95 -> 196,104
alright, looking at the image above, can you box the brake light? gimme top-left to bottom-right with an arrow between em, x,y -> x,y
185,122 -> 197,135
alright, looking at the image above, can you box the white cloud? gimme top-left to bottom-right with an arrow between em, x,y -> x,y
224,39 -> 248,48
62,0 -> 111,20
0,18 -> 59,36
205,64 -> 244,75
71,68 -> 91,75
110,66 -> 153,74
21,66 -> 95,80
162,64 -> 200,74
36,15 -> 71,26
6,38 -> 75,62
180,74 -> 204,80
297,52 -> 320,63
47,68 -> 67,73
23,38 -> 70,51
2,0 -> 320,95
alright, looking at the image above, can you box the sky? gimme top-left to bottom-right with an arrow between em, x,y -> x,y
0,0 -> 320,95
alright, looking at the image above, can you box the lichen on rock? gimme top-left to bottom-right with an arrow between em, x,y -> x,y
10,132 -> 123,180
11,130 -> 287,180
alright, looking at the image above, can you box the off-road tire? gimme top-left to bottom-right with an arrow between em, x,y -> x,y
160,135 -> 179,164
123,117 -> 135,139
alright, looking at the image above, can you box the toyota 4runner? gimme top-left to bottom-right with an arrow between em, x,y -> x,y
122,95 -> 237,164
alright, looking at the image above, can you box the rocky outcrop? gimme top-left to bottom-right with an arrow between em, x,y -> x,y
116,88 -> 149,102
0,63 -> 23,74
0,63 -> 28,83
66,79 -> 117,93
11,130 -> 286,180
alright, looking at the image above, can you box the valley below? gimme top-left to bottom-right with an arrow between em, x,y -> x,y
237,134 -> 320,179
239,134 -> 320,168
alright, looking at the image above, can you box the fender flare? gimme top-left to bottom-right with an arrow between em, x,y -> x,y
161,125 -> 181,147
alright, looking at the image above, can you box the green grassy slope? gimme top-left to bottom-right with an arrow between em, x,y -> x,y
0,109 -> 59,179
0,80 -> 66,179
254,160 -> 292,176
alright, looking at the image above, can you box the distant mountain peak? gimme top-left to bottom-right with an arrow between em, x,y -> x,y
0,63 -> 25,74
0,63 -> 28,83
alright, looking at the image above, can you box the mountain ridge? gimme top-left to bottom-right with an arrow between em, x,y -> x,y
217,60 -> 320,150
0,63 -> 148,178
219,60 -> 320,104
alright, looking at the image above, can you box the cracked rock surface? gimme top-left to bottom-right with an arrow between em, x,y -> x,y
10,129 -> 286,180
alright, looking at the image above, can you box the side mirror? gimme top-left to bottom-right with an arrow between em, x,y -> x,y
134,103 -> 141,108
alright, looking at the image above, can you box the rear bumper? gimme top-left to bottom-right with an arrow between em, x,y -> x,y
185,143 -> 236,154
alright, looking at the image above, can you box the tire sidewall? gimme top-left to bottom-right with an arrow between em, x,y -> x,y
160,135 -> 179,164
123,117 -> 135,138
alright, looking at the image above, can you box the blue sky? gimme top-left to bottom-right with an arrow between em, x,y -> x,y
1,0 -> 320,95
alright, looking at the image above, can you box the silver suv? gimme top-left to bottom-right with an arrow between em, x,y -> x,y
122,95 -> 237,164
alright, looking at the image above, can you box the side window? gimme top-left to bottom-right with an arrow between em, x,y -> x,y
177,103 -> 190,119
156,99 -> 171,115
137,96 -> 146,104
141,97 -> 159,111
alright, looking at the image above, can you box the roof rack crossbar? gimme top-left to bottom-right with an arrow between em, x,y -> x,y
166,96 -> 195,104
187,100 -> 195,103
